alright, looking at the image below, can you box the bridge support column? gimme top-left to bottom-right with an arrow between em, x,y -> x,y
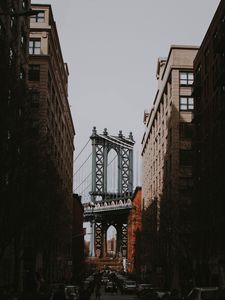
121,223 -> 128,257
101,222 -> 107,258
90,219 -> 95,257
116,224 -> 123,258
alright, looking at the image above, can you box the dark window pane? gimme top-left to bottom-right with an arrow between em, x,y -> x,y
179,122 -> 193,139
180,150 -> 193,166
28,65 -> 40,81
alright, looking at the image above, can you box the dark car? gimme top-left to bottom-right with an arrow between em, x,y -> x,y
65,285 -> 79,300
105,281 -> 114,292
140,288 -> 170,300
214,286 -> 225,300
122,280 -> 137,294
186,287 -> 218,300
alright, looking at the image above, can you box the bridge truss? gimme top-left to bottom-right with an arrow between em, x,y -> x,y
84,127 -> 135,259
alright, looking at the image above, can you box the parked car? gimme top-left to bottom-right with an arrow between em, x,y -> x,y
141,288 -> 170,300
105,281 -> 114,292
137,283 -> 153,294
101,276 -> 109,285
186,287 -> 218,300
122,280 -> 137,294
214,286 -> 225,300
65,285 -> 79,300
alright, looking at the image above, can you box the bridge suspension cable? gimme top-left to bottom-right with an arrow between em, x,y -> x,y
74,172 -> 92,191
74,139 -> 90,162
73,152 -> 92,177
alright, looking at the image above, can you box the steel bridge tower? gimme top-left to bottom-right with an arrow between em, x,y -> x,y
84,127 -> 135,260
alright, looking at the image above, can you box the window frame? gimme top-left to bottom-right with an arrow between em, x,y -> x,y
29,38 -> 41,55
30,11 -> 45,23
179,71 -> 194,86
28,64 -> 40,81
179,149 -> 193,166
179,96 -> 194,111
179,122 -> 194,139
30,91 -> 40,107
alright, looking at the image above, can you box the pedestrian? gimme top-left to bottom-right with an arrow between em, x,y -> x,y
95,284 -> 101,300
113,281 -> 117,294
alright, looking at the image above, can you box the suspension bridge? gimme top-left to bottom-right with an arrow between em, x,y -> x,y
73,127 -> 136,261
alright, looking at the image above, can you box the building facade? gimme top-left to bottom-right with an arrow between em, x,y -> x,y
193,0 -> 225,286
141,46 -> 198,289
0,0 -> 31,291
22,4 -> 75,287
72,194 -> 84,284
127,187 -> 142,274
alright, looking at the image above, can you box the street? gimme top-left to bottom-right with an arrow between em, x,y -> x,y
90,286 -> 138,300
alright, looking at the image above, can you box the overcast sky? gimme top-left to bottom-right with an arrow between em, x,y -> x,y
31,0 -> 220,172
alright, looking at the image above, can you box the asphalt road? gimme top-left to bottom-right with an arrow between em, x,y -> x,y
90,287 -> 138,300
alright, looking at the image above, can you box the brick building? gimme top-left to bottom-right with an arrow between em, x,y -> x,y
72,194 -> 84,284
22,4 -> 75,287
127,187 -> 142,274
193,0 -> 225,286
0,0 -> 31,291
141,46 -> 198,288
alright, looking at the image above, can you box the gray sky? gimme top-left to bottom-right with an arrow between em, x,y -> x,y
31,0 -> 220,169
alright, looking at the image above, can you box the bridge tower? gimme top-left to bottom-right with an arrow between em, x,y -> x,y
84,127 -> 135,260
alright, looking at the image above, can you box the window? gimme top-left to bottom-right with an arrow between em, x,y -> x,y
179,177 -> 193,190
30,91 -> 40,107
180,72 -> 194,86
29,39 -> 41,55
180,150 -> 193,166
10,16 -> 15,29
5,174 -> 9,185
204,48 -> 210,73
22,0 -> 27,9
30,11 -> 45,23
19,68 -> 25,80
28,64 -> 40,81
9,48 -> 14,65
31,121 -> 39,135
179,122 -> 193,139
180,97 -> 194,111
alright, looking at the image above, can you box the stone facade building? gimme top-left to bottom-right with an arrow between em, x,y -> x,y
193,0 -> 225,286
141,46 -> 198,288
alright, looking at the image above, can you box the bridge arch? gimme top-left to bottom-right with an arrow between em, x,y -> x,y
106,225 -> 117,257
